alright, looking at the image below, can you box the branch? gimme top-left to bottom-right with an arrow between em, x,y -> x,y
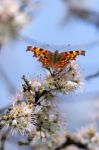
0,43 -> 2,52
70,7 -> 99,27
0,130 -> 9,150
54,134 -> 90,150
63,0 -> 99,27
86,70 -> 99,81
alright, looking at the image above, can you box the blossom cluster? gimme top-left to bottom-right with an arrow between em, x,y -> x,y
45,61 -> 83,94
0,75 -> 60,140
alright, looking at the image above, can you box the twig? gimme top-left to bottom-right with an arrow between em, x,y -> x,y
0,130 -> 9,150
0,43 -> 2,52
86,70 -> 99,81
0,135 -> 6,150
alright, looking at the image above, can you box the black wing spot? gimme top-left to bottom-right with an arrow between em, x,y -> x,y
69,51 -> 73,54
39,48 -> 43,51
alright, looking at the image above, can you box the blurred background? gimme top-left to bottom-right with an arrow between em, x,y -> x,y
0,0 -> 99,138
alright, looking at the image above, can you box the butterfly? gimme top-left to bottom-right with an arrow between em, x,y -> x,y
26,46 -> 85,68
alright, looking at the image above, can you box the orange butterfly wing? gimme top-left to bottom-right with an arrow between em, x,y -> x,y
56,50 -> 85,68
27,46 -> 47,57
26,46 -> 85,68
27,46 -> 52,67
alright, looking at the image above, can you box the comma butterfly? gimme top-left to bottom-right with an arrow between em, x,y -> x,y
26,46 -> 85,68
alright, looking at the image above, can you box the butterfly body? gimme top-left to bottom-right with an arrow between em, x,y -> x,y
27,46 -> 85,68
